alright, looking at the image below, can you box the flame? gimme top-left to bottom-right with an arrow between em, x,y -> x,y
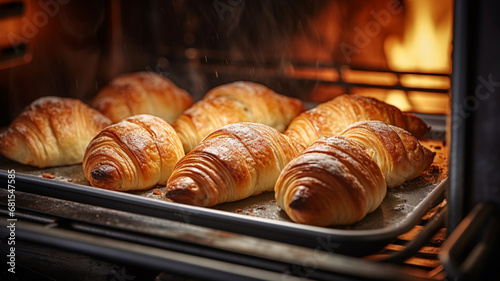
384,0 -> 453,73
381,0 -> 453,113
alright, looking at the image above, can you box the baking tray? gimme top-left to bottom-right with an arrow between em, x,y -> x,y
0,139 -> 448,256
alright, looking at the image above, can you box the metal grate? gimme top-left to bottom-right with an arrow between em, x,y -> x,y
366,200 -> 448,280
198,55 -> 450,94
171,50 -> 451,114
1,189 -> 450,280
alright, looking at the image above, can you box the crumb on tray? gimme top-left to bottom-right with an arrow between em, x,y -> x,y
152,189 -> 163,195
42,173 -> 55,179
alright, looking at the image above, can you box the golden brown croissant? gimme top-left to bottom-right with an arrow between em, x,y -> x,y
274,136 -> 387,226
172,81 -> 306,153
340,121 -> 435,187
82,114 -> 184,191
284,94 -> 430,147
166,122 -> 305,207
275,121 -> 435,226
0,96 -> 111,168
92,72 -> 193,123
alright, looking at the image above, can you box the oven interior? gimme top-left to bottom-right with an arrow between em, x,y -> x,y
0,0 -> 452,119
1,0 -> 500,280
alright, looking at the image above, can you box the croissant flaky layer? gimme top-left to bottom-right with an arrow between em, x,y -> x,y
83,114 -> 184,191
340,121 -> 436,187
173,81 -> 306,153
275,136 -> 387,226
275,121 -> 435,226
284,95 -> 430,147
0,96 -> 111,168
92,72 -> 193,123
166,122 -> 305,207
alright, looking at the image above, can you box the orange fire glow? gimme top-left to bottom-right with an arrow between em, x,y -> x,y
381,0 -> 454,113
385,0 -> 453,73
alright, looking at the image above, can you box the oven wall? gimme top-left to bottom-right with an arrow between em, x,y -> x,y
0,0 -> 407,126
449,0 -> 500,231
0,0 -> 109,126
0,0 -> 172,126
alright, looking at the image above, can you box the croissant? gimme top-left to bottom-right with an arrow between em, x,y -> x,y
275,121 -> 436,226
340,121 -> 435,187
172,81 -> 306,153
284,94 -> 430,147
274,136 -> 387,226
92,72 -> 193,123
166,122 -> 305,207
82,114 -> 184,191
0,96 -> 111,168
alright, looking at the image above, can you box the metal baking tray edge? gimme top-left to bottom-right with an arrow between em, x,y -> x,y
0,167 -> 447,256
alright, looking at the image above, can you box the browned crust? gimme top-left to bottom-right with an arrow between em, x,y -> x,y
166,122 -> 304,207
92,72 -> 193,123
172,81 -> 306,153
0,96 -> 111,168
284,94 -> 431,147
83,114 -> 184,191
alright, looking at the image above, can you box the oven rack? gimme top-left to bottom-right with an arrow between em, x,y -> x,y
161,48 -> 450,108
